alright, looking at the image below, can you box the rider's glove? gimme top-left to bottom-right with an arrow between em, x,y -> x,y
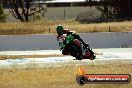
59,42 -> 65,51
57,37 -> 59,41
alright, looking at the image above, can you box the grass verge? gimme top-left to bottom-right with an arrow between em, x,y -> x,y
0,20 -> 132,35
0,62 -> 132,88
0,54 -> 63,60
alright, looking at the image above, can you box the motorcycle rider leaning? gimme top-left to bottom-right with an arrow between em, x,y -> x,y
56,25 -> 89,55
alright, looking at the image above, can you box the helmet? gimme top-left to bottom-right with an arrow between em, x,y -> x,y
56,25 -> 64,35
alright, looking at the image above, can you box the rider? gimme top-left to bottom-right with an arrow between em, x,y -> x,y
56,25 -> 89,55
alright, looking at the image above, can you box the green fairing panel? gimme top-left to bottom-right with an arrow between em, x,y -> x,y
66,34 -> 75,44
59,34 -> 76,49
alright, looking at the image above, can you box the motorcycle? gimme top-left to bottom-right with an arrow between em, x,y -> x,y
57,34 -> 96,60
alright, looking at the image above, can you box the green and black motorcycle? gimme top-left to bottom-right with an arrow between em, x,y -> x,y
58,34 -> 96,60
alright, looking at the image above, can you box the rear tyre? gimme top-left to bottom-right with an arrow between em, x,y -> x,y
89,50 -> 96,60
90,54 -> 96,60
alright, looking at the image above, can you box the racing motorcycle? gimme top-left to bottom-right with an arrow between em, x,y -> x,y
57,34 -> 96,60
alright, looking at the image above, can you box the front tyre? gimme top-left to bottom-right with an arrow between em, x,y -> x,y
70,44 -> 83,60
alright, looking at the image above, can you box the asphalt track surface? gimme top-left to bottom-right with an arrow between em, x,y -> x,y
0,48 -> 132,69
0,32 -> 132,50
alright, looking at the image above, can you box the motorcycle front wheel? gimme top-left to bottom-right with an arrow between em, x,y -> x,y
69,44 -> 83,60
